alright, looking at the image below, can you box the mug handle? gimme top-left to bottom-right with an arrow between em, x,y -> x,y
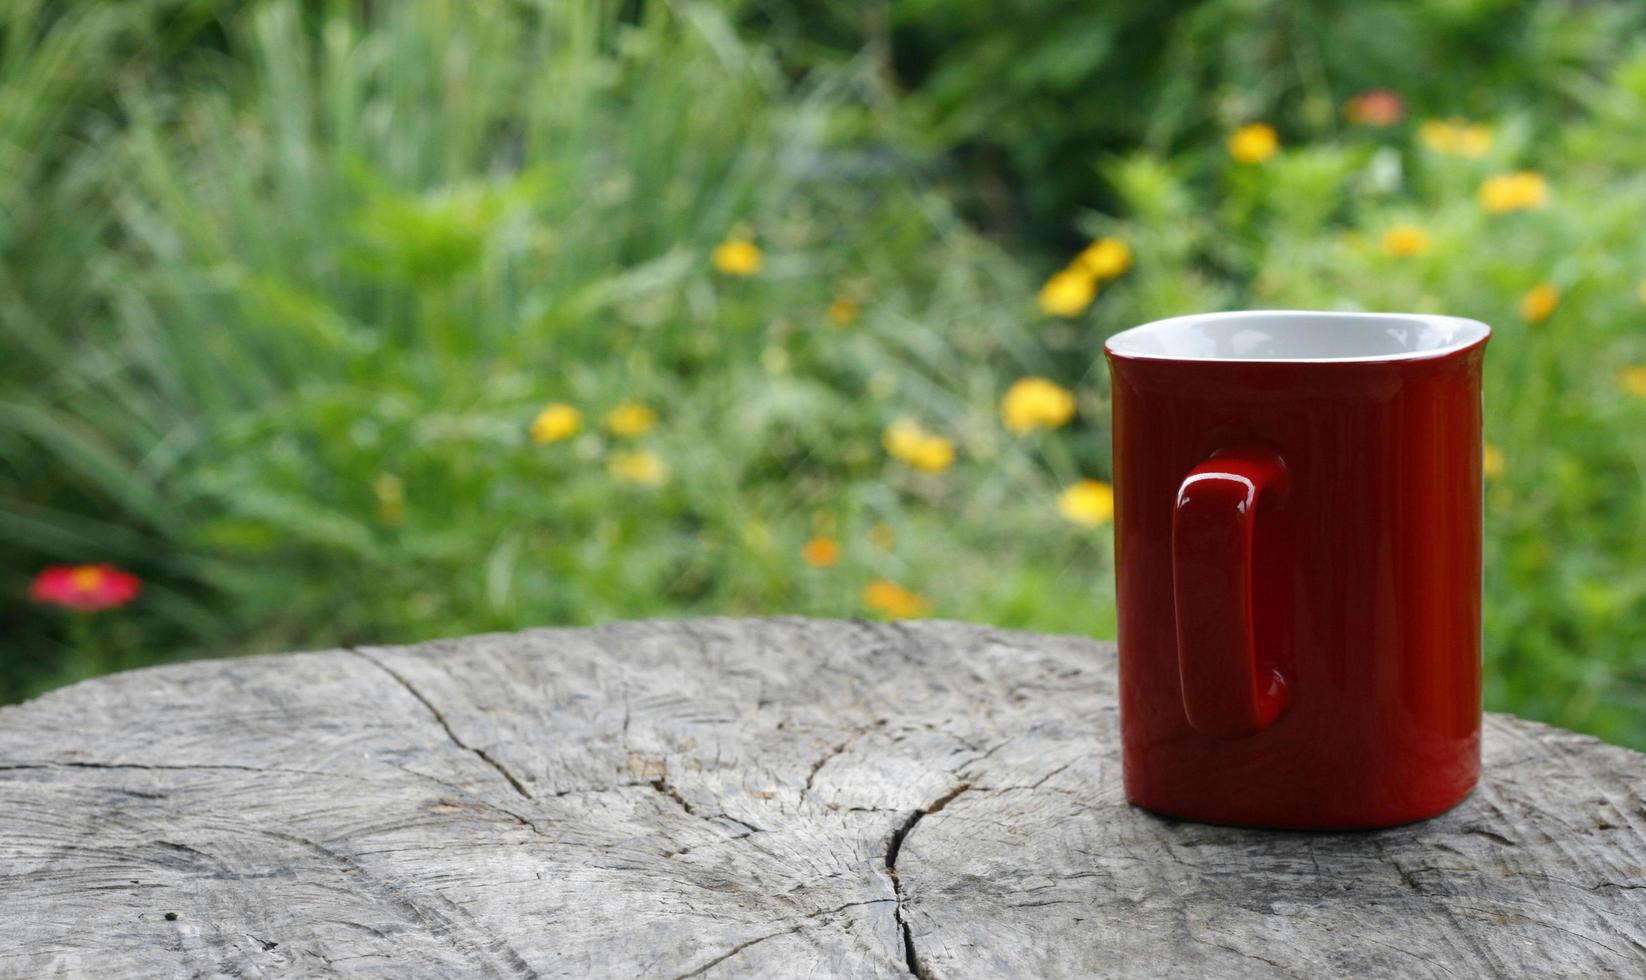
1172,447 -> 1290,738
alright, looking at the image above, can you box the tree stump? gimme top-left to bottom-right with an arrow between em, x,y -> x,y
2,619 -> 1643,977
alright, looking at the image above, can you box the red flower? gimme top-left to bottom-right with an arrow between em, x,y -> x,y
1345,89 -> 1404,127
29,564 -> 141,612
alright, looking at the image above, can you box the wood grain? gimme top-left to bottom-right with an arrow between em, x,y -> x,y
1,618 -> 1642,977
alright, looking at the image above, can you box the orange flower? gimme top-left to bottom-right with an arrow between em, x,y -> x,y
802,537 -> 841,568
1228,123 -> 1279,163
1380,225 -> 1431,258
1519,282 -> 1559,323
30,564 -> 141,612
1344,89 -> 1403,127
863,579 -> 929,618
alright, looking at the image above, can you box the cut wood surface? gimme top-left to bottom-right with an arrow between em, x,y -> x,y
2,618 -> 1644,978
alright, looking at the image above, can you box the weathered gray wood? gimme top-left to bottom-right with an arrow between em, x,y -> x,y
0,618 -> 1642,978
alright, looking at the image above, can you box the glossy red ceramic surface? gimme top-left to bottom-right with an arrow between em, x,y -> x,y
1107,323 -> 1487,829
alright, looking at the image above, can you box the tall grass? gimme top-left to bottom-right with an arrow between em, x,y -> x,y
3,0 -> 1110,697
1,2 -> 151,682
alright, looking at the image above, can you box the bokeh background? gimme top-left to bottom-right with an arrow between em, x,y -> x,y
6,1 -> 1646,748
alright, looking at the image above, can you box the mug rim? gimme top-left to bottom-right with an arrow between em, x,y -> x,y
1104,309 -> 1491,365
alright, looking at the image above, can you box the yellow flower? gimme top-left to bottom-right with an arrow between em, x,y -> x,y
1073,238 -> 1132,280
1619,365 -> 1646,396
711,238 -> 762,276
1380,225 -> 1431,258
1228,123 -> 1279,164
605,402 -> 657,438
802,537 -> 841,568
1482,443 -> 1505,480
530,403 -> 582,443
1058,479 -> 1115,527
827,296 -> 859,327
374,473 -> 406,527
1479,171 -> 1548,213
863,579 -> 929,619
609,450 -> 668,486
883,420 -> 956,472
1619,365 -> 1646,398
1417,120 -> 1451,151
1037,268 -> 1097,317
1000,377 -> 1077,434
908,438 -> 955,472
883,420 -> 924,460
1456,124 -> 1494,158
1519,282 -> 1560,323
869,523 -> 895,550
1419,119 -> 1493,158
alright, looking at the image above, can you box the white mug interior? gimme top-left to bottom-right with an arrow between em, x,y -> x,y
1104,310 -> 1491,363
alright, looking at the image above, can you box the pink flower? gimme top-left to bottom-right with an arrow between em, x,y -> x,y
30,564 -> 141,612
1345,89 -> 1404,127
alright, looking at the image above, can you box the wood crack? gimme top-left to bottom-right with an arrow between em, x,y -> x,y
800,719 -> 887,806
885,782 -> 970,979
351,649 -> 533,800
671,928 -> 792,979
649,777 -> 764,835
1193,935 -> 1306,978
669,900 -> 896,978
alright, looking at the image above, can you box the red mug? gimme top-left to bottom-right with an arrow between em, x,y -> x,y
1106,310 -> 1491,829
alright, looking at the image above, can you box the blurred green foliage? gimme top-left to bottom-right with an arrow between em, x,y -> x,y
2,0 -> 1108,697
756,0 -> 1646,236
3,0 -> 1646,750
